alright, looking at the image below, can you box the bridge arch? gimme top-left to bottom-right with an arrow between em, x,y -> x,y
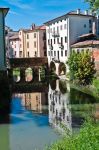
58,62 -> 66,76
13,68 -> 20,82
25,67 -> 33,82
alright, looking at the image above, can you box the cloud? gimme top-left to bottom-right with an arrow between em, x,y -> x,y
9,10 -> 20,15
3,0 -> 32,9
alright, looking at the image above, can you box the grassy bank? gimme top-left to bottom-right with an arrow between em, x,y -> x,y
47,119 -> 99,150
70,78 -> 99,100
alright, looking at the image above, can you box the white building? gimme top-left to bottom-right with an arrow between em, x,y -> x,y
44,9 -> 99,75
9,34 -> 20,58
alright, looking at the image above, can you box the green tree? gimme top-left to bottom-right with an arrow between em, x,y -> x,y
85,0 -> 99,12
67,50 -> 96,85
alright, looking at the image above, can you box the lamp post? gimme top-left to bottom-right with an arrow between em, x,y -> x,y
0,8 -> 9,71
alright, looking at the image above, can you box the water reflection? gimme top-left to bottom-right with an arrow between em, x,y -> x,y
0,79 -> 99,150
49,80 -> 72,133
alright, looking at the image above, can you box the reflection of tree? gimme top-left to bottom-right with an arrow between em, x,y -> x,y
70,88 -> 97,104
50,61 -> 56,73
59,80 -> 67,94
50,80 -> 56,90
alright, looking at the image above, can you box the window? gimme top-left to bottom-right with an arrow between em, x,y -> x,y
51,51 -> 53,56
27,34 -> 29,39
84,24 -> 86,28
50,28 -> 52,33
57,38 -> 59,44
65,36 -> 67,43
53,27 -> 55,33
89,19 -> 92,28
44,51 -> 46,56
64,24 -> 67,29
51,39 -> 52,45
61,37 -> 63,44
48,51 -> 50,56
20,44 -> 22,48
57,26 -> 59,32
34,33 -> 36,38
15,51 -> 16,56
27,42 -> 29,48
89,30 -> 92,33
54,51 -> 56,56
54,38 -> 55,44
48,39 -> 50,45
61,51 -> 63,56
27,51 -> 29,57
60,25 -> 62,30
34,51 -> 37,57
65,50 -> 67,56
34,41 -> 36,48
19,51 -> 22,57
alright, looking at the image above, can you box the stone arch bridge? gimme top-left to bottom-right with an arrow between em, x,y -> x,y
9,57 -> 48,83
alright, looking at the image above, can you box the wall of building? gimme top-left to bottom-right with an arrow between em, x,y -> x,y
9,39 -> 20,58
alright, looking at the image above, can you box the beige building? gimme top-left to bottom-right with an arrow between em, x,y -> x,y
18,24 -> 46,58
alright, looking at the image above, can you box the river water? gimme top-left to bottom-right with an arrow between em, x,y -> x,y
0,79 -> 99,150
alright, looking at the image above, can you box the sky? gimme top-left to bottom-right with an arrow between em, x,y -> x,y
0,0 -> 89,31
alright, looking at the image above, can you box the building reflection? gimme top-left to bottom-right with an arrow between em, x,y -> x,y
48,80 -> 72,133
14,92 -> 48,114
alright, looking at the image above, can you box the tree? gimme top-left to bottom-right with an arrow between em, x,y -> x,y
85,0 -> 99,12
67,50 -> 96,85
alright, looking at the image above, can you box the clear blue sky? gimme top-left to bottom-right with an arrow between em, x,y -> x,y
0,0 -> 89,31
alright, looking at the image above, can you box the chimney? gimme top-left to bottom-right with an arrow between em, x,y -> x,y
85,10 -> 88,15
31,23 -> 36,30
77,9 -> 80,14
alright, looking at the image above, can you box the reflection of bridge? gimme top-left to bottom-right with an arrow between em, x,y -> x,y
9,57 -> 48,83
12,82 -> 49,93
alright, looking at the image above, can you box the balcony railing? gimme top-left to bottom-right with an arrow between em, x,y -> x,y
58,43 -> 64,49
52,31 -> 60,38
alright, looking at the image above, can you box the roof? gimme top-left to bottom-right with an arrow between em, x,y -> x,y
0,8 -> 9,17
44,10 -> 95,25
19,25 -> 46,33
9,34 -> 19,40
78,33 -> 96,38
71,40 -> 99,48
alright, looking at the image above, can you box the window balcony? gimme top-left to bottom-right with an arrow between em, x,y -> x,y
52,57 -> 60,63
52,31 -> 60,38
49,44 -> 53,50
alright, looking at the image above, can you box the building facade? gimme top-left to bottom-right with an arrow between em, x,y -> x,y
18,24 -> 46,58
7,24 -> 46,58
45,9 -> 99,75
